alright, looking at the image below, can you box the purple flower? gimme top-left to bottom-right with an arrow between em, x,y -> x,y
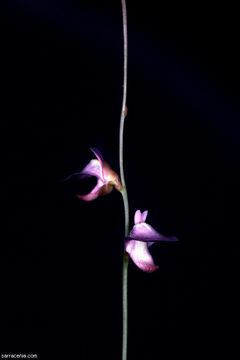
66,148 -> 122,201
125,210 -> 178,273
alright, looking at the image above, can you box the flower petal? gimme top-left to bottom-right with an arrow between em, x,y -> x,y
79,159 -> 103,180
125,240 -> 159,273
128,223 -> 178,243
141,210 -> 148,223
134,210 -> 142,224
134,210 -> 148,224
63,172 -> 90,181
64,158 -> 103,181
90,148 -> 108,182
77,179 -> 103,201
90,147 -> 104,164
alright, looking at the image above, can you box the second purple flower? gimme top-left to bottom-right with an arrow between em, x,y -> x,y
125,210 -> 178,273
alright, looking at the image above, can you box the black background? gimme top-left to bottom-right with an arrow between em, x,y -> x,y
3,1 -> 240,359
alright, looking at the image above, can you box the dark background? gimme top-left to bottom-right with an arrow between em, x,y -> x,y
2,1 -> 240,359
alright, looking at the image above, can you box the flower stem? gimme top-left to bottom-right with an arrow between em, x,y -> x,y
119,1 -> 129,360
119,0 -> 128,225
122,251 -> 129,360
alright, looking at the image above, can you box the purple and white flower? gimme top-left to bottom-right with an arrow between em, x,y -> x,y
125,210 -> 178,273
66,148 -> 122,201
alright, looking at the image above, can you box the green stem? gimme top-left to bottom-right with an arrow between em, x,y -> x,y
122,251 -> 129,360
121,188 -> 129,237
119,0 -> 128,227
119,1 -> 129,360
